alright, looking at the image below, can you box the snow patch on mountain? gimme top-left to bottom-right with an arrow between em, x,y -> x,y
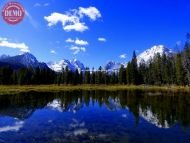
137,45 -> 173,65
48,59 -> 85,72
71,59 -> 85,71
104,61 -> 123,71
104,45 -> 173,71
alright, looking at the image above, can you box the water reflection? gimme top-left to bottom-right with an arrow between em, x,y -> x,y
0,90 -> 189,128
0,90 -> 189,143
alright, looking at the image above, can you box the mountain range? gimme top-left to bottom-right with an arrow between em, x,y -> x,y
0,53 -> 49,70
47,59 -> 85,72
0,45 -> 173,72
103,45 -> 172,71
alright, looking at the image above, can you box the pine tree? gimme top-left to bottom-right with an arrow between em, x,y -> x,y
65,66 -> 69,84
183,33 -> 190,85
138,61 -> 146,84
12,70 -> 18,85
119,65 -> 126,84
90,68 -> 95,84
110,72 -> 116,84
61,68 -> 65,84
17,68 -> 31,85
96,66 -> 103,84
0,66 -> 13,84
84,67 -> 90,84
74,69 -> 80,85
152,53 -> 162,85
175,54 -> 184,85
126,62 -> 132,84
131,51 -> 138,85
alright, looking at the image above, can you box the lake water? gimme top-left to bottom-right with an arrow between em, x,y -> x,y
0,90 -> 189,143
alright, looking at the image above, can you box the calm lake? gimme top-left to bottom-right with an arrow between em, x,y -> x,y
0,90 -> 189,143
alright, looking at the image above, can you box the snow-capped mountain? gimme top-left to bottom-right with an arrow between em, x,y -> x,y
137,45 -> 173,65
0,53 -> 49,70
102,45 -> 173,71
71,59 -> 85,71
48,59 -> 85,72
0,45 -> 174,72
104,61 -> 123,71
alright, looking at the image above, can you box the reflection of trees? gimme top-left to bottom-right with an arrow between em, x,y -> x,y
141,94 -> 190,128
0,90 -> 190,127
0,92 -> 55,119
122,91 -> 190,128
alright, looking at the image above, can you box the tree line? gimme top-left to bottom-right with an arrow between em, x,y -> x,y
0,34 -> 190,86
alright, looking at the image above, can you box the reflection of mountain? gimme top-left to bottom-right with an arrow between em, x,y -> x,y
139,108 -> 169,128
104,98 -> 121,111
46,98 -> 83,113
46,97 -> 122,113
0,91 -> 189,128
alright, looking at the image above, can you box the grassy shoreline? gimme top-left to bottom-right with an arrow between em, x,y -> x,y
0,85 -> 190,95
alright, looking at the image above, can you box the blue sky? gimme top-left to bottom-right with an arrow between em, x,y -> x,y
0,0 -> 190,68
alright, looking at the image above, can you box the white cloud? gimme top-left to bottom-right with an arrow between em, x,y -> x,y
66,38 -> 88,46
79,7 -> 101,21
64,22 -> 88,32
44,12 -> 87,32
50,50 -> 56,54
98,37 -> 106,42
70,46 -> 86,55
0,37 -> 30,52
0,121 -> 24,133
44,13 -> 72,27
66,38 -> 74,43
44,6 -> 101,32
75,39 -> 88,46
119,54 -> 127,59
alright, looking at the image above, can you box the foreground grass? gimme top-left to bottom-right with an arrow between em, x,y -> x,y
0,84 -> 190,95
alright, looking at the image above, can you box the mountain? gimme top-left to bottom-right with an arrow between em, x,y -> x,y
103,45 -> 173,72
0,45 -> 173,72
71,59 -> 85,71
0,53 -> 49,70
104,61 -> 122,71
0,54 -> 10,60
48,59 -> 85,72
137,45 -> 173,65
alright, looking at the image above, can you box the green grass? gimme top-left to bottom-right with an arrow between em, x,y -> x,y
0,84 -> 190,95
